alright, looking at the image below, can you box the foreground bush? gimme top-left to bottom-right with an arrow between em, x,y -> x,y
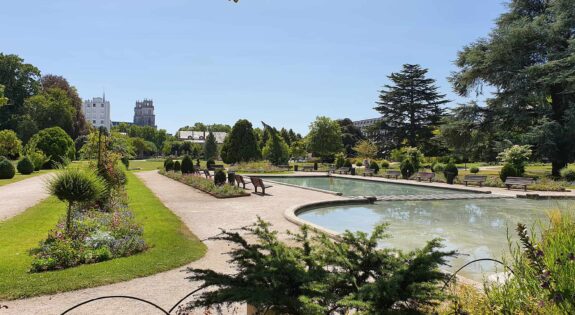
30,208 -> 147,272
182,219 -> 456,314
160,170 -> 248,198
0,157 -> 16,179
28,150 -> 49,171
17,156 -> 35,175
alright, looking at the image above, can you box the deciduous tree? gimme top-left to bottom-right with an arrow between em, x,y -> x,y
307,116 -> 343,161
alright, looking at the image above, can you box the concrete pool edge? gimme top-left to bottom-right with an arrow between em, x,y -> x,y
263,178 -> 343,196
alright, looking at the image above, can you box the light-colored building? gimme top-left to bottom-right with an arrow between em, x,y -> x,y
82,95 -> 111,130
178,131 -> 227,144
353,117 -> 383,136
134,99 -> 156,128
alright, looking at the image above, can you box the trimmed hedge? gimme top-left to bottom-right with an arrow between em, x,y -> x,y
17,157 -> 35,175
0,157 -> 16,179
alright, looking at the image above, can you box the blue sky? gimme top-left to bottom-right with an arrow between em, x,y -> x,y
2,1 -> 505,135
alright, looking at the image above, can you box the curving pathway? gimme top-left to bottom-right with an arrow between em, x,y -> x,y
0,174 -> 53,222
2,171 -> 344,315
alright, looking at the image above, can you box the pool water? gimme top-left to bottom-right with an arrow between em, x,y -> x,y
298,198 -> 574,282
267,176 -> 461,196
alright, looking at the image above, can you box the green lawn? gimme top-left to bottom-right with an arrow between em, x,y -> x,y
0,171 -> 206,299
0,169 -> 52,187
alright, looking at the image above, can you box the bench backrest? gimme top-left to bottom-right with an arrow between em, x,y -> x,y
505,176 -> 534,184
416,172 -> 434,178
386,170 -> 401,175
339,167 -> 350,171
250,176 -> 264,187
463,175 -> 487,181
302,166 -> 314,170
364,168 -> 374,173
234,174 -> 246,184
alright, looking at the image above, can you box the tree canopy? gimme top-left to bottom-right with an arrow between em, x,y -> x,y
306,116 -> 343,160
220,119 -> 260,164
450,0 -> 575,175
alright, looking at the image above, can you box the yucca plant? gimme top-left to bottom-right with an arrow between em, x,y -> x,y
48,168 -> 107,233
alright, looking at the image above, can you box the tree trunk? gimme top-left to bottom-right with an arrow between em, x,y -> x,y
66,203 -> 72,233
550,86 -> 569,177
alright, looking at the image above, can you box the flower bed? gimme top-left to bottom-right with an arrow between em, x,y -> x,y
30,208 -> 146,272
160,170 -> 249,198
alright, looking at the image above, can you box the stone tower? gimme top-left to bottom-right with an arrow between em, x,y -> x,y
133,99 -> 156,128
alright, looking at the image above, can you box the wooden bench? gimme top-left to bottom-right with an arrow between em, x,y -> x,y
363,168 -> 375,177
505,177 -> 534,191
336,167 -> 350,174
277,165 -> 291,171
415,172 -> 435,182
302,166 -> 314,172
209,164 -> 225,171
234,174 -> 252,189
203,170 -> 212,179
463,175 -> 487,187
385,170 -> 401,179
250,176 -> 272,195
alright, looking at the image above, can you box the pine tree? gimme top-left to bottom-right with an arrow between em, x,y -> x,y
220,119 -> 260,164
374,64 -> 448,155
203,131 -> 218,161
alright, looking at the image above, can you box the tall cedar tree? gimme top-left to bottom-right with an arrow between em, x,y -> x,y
338,118 -> 365,157
220,119 -> 260,164
203,131 -> 218,161
450,0 -> 575,176
374,64 -> 449,155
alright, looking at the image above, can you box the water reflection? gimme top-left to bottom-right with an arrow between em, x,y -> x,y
299,198 -> 574,281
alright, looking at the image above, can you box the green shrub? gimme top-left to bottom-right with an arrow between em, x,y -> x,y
206,159 -> 215,170
343,159 -> 352,168
173,161 -> 181,172
164,158 -> 175,171
369,161 -> 380,174
381,160 -> 390,169
469,166 -> 479,174
26,127 -> 75,168
0,129 -> 22,159
28,150 -> 49,171
400,159 -> 415,179
17,156 -> 35,175
48,168 -> 106,233
160,170 -> 247,198
432,162 -> 446,172
443,161 -> 458,184
181,156 -> 193,173
560,166 -> 575,182
121,156 -> 129,168
528,178 -> 568,191
497,145 -> 531,176
0,157 -> 16,179
356,161 -> 363,167
335,153 -> 345,169
499,163 -> 518,182
214,169 -> 227,186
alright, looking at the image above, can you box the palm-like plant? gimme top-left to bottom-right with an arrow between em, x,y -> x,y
48,168 -> 106,233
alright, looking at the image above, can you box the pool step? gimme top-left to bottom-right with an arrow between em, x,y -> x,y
352,193 -> 511,202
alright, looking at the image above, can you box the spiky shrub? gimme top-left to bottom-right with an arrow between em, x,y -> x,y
182,219 -> 456,314
369,160 -> 380,174
0,157 -> 15,179
479,212 -> 575,314
173,160 -> 181,172
181,155 -> 193,174
48,168 -> 106,233
164,158 -> 174,171
17,156 -> 35,175
214,169 -> 227,186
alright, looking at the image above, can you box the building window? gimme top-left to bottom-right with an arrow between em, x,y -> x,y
93,104 -> 96,107
101,120 -> 104,124
92,120 -> 96,124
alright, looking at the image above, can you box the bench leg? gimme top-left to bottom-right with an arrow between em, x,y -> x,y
262,187 -> 265,195
523,185 -> 527,192
479,183 -> 482,187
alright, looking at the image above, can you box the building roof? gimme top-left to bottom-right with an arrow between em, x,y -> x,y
178,131 -> 227,144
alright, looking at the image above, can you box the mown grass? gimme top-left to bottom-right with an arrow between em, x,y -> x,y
0,171 -> 206,299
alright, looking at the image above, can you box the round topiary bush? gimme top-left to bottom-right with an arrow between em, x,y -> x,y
400,159 -> 415,179
181,156 -> 193,173
469,167 -> 480,174
369,161 -> 380,174
0,157 -> 16,179
381,160 -> 390,169
17,156 -> 35,175
560,166 -> 575,182
499,163 -> 518,182
174,161 -> 181,172
214,169 -> 227,186
356,162 -> 363,167
25,127 -> 75,168
164,158 -> 174,171
443,161 -> 459,184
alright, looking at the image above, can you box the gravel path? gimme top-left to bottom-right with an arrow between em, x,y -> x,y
2,171 -> 343,315
0,174 -> 52,221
